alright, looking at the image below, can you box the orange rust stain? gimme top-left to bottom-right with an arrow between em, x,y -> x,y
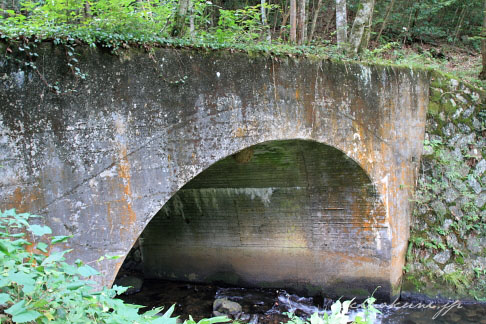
303,99 -> 314,127
5,187 -> 45,214
235,127 -> 245,137
295,89 -> 300,100
117,146 -> 137,229
106,202 -> 113,233
25,240 -> 51,258
113,258 -> 124,276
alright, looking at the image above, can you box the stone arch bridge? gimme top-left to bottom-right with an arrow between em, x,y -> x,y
0,45 -> 428,300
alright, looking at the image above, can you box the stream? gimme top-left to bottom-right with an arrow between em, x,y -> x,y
119,279 -> 486,324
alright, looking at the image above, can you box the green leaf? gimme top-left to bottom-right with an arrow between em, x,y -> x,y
32,299 -> 49,308
12,310 -> 42,323
51,235 -> 72,244
41,250 -> 71,265
66,282 -> 85,290
36,242 -> 48,253
78,264 -> 99,277
0,241 -> 10,255
142,306 -> 164,317
9,233 -> 26,238
5,300 -> 26,316
111,284 -> 129,295
197,316 -> 231,324
105,254 -> 122,260
10,271 -> 36,294
28,224 -> 52,236
0,293 -> 11,305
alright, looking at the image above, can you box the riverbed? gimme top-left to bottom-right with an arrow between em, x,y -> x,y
119,279 -> 486,324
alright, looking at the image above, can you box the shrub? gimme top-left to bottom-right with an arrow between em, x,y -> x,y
0,209 -> 229,324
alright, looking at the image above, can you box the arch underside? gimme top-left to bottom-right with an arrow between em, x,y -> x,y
138,140 -> 390,299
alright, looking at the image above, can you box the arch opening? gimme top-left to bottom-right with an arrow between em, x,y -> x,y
116,139 -> 390,299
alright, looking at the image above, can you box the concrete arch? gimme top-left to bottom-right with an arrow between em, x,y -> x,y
134,138 -> 390,299
0,45 -> 429,299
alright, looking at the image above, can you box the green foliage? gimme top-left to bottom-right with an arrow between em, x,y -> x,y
474,267 -> 486,278
285,297 -> 380,324
210,4 -> 276,43
0,0 -> 277,47
408,236 -> 447,252
0,209 -> 231,324
443,270 -> 471,292
374,0 -> 483,45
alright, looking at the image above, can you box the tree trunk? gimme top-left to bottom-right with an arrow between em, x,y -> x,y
308,0 -> 323,43
261,0 -> 271,41
375,0 -> 395,41
348,0 -> 374,53
273,0 -> 281,35
1,0 -> 6,18
290,0 -> 297,43
189,0 -> 195,38
83,1 -> 91,19
453,5 -> 466,45
298,0 -> 306,44
279,8 -> 290,39
360,0 -> 375,50
172,0 -> 190,37
323,1 -> 336,34
304,0 -> 309,41
336,0 -> 347,46
403,3 -> 414,45
480,0 -> 486,79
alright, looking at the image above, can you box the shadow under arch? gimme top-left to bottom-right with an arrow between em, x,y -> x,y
116,139 -> 390,300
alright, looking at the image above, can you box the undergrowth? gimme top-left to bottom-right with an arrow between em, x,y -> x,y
1,0 -> 485,91
0,209 -> 230,324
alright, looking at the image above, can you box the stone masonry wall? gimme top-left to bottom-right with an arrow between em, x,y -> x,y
403,73 -> 486,301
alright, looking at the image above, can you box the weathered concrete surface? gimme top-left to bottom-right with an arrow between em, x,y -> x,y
0,44 -> 429,299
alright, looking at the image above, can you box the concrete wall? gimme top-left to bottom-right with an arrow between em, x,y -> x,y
0,44 -> 429,299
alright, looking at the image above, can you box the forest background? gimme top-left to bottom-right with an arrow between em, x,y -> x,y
1,0 -> 486,86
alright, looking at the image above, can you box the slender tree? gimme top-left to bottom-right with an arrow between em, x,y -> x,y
309,0 -> 324,43
375,0 -> 395,41
189,0 -> 195,38
1,0 -> 6,18
261,0 -> 271,41
290,0 -> 297,43
279,6 -> 291,39
83,1 -> 91,19
298,0 -> 306,44
480,0 -> 486,79
336,0 -> 347,46
172,0 -> 191,37
323,1 -> 336,35
453,4 -> 467,45
360,0 -> 375,50
348,0 -> 375,53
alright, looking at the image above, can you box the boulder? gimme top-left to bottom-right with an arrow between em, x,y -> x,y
433,250 -> 451,265
213,298 -> 242,317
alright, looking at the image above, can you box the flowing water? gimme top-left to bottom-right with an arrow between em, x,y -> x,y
120,279 -> 486,324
